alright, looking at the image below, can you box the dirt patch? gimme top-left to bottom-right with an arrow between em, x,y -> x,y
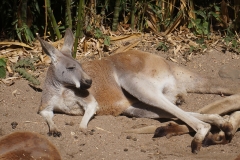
1,49 -> 240,160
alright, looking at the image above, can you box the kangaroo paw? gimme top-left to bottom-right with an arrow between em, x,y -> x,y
191,138 -> 202,154
220,121 -> 234,142
153,122 -> 192,139
48,129 -> 62,137
202,131 -> 231,147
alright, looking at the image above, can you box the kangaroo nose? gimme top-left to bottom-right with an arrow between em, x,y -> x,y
85,79 -> 92,86
80,78 -> 92,90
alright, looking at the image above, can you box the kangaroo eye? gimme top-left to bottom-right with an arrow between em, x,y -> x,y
67,67 -> 75,70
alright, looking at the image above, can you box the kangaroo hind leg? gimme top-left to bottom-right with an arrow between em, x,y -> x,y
119,74 -> 211,153
123,104 -> 232,141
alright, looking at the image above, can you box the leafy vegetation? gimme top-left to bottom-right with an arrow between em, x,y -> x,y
0,58 -> 6,78
224,30 -> 240,53
156,42 -> 169,52
188,4 -> 220,36
13,57 -> 40,85
0,0 -> 239,53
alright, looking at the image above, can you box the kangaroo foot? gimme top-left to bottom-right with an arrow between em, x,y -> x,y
48,129 -> 62,137
153,121 -> 193,139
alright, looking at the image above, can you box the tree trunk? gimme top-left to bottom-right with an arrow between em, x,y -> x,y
46,0 -> 61,40
66,0 -> 72,29
112,0 -> 121,31
73,0 -> 85,58
130,0 -> 135,30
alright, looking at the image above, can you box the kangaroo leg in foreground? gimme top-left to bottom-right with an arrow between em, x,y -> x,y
119,74 -> 213,153
124,105 -> 232,139
164,95 -> 240,144
154,95 -> 240,145
0,132 -> 61,160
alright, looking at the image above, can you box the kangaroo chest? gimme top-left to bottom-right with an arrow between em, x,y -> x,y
82,60 -> 131,116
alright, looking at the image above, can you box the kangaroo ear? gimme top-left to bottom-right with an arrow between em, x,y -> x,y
61,28 -> 74,55
37,34 -> 59,63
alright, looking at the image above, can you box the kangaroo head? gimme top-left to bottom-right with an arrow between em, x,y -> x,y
37,28 -> 92,90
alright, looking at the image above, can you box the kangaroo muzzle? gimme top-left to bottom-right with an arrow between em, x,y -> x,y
80,78 -> 92,90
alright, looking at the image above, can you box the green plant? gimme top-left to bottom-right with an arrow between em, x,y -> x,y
188,4 -> 220,36
13,57 -> 40,85
94,27 -> 103,39
0,58 -> 7,78
93,27 -> 111,46
224,29 -> 240,53
15,24 -> 35,44
195,38 -> 207,50
103,36 -> 110,46
0,0 -> 42,43
156,42 -> 168,52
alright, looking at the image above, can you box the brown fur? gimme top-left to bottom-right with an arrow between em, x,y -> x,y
82,58 -> 133,116
82,50 -> 174,116
0,132 -> 61,160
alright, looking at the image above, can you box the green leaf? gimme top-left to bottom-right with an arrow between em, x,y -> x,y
194,19 -> 201,25
214,5 -> 220,12
188,21 -> 193,28
196,28 -> 203,35
0,66 -> 6,78
104,36 -> 110,46
196,38 -> 204,45
156,42 -> 168,51
94,28 -> 103,39
86,25 -> 92,32
189,46 -> 195,52
232,40 -> 237,48
0,58 -> 6,67
203,21 -> 208,27
195,10 -> 207,19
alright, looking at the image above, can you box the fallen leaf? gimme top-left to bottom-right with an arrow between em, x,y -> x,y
1,77 -> 18,86
0,42 -> 33,49
95,127 -> 111,133
8,56 -> 19,63
12,89 -> 20,96
169,57 -> 178,63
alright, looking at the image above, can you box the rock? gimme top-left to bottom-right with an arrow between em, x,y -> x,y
219,66 -> 240,79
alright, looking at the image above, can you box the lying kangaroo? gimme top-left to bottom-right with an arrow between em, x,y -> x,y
0,132 -> 61,159
37,28 -> 240,153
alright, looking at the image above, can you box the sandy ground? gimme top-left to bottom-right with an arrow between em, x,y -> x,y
1,49 -> 240,160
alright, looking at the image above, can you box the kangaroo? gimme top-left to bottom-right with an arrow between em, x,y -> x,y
37,28 -> 240,153
0,132 -> 61,160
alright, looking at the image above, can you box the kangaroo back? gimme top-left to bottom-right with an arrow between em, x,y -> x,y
169,60 -> 240,96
